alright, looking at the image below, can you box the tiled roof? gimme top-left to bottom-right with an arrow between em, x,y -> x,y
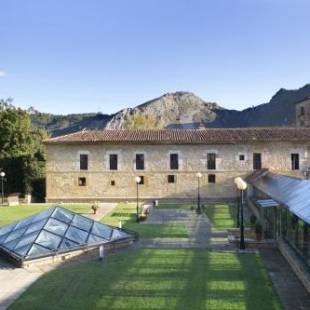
44,128 -> 310,145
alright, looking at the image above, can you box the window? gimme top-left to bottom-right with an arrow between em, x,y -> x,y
78,177 -> 86,186
207,153 -> 216,170
138,176 -> 144,185
291,153 -> 300,170
170,153 -> 179,170
208,174 -> 216,183
109,154 -> 118,170
239,154 -> 245,161
80,154 -> 88,170
300,107 -> 305,116
168,175 -> 176,183
253,153 -> 262,170
110,180 -> 115,186
136,154 -> 145,170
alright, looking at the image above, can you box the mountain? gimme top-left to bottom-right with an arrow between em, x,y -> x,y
106,92 -> 220,129
29,84 -> 310,136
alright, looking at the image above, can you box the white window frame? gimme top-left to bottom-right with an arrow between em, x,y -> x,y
77,150 -> 90,170
105,150 -> 121,171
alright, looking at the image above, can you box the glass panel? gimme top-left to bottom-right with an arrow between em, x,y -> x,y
4,227 -> 27,244
14,244 -> 32,257
52,208 -> 74,224
111,229 -> 130,240
59,238 -> 79,250
26,244 -> 51,258
32,207 -> 54,222
0,233 -> 9,244
87,234 -> 108,244
15,231 -> 39,249
0,222 -> 16,237
71,215 -> 92,232
36,230 -> 62,250
25,218 -> 47,235
65,226 -> 88,244
3,238 -> 20,250
45,218 -> 68,236
14,214 -> 36,230
91,222 -> 113,240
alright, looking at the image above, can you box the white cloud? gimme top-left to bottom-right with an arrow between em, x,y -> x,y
0,71 -> 6,77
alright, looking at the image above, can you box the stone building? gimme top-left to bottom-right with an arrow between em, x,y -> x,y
296,97 -> 310,127
44,128 -> 310,202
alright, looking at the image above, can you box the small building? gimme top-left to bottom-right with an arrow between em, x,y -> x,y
44,128 -> 310,202
296,97 -> 310,127
247,172 -> 310,291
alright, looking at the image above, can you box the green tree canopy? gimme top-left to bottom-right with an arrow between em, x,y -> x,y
0,99 -> 49,199
123,114 -> 164,129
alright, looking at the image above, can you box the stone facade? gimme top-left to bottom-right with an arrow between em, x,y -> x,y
45,141 -> 310,202
296,98 -> 310,127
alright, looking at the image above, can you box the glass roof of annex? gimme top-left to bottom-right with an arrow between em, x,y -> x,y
0,206 -> 133,262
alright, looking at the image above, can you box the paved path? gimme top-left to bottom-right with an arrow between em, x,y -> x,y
0,259 -> 49,310
85,202 -> 116,221
138,207 -> 234,250
260,248 -> 310,310
0,202 -> 117,309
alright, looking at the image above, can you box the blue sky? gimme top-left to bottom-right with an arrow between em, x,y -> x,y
1,0 -> 310,114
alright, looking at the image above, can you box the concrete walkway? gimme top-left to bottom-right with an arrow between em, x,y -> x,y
85,202 -> 116,221
260,248 -> 310,310
0,202 -> 117,309
0,259 -> 49,310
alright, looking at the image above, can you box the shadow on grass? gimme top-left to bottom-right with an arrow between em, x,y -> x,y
101,204 -> 188,239
204,203 -> 238,231
10,249 -> 283,310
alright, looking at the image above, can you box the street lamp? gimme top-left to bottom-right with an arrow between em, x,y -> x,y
0,171 -> 5,205
234,177 -> 247,250
135,176 -> 141,223
196,172 -> 202,214
233,178 -> 240,228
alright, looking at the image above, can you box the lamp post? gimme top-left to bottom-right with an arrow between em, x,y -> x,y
233,178 -> 240,228
135,176 -> 141,223
196,172 -> 202,214
0,171 -> 5,205
234,177 -> 247,250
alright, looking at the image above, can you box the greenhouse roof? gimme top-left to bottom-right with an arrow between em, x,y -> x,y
0,206 -> 134,264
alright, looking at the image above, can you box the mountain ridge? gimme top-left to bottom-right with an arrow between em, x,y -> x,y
29,84 -> 310,136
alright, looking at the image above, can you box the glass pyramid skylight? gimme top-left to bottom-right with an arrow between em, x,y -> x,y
0,206 -> 134,264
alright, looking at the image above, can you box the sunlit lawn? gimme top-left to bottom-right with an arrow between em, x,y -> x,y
0,204 -> 92,227
204,203 -> 238,231
101,203 -> 188,239
10,248 -> 282,310
156,202 -> 238,231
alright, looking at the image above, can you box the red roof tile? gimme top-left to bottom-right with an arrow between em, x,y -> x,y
44,128 -> 310,145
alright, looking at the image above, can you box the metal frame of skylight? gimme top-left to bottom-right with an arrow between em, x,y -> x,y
0,206 -> 137,265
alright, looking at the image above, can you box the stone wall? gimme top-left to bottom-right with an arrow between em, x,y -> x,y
296,99 -> 310,127
46,142 -> 310,202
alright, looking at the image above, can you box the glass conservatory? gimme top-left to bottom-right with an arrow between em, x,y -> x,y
0,206 -> 136,266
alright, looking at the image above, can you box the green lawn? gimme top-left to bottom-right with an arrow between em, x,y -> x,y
204,203 -> 238,231
101,203 -> 188,239
10,248 -> 282,310
0,204 -> 92,228
156,202 -> 238,231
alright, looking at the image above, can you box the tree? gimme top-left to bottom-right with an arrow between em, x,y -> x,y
0,99 -> 49,200
123,114 -> 164,129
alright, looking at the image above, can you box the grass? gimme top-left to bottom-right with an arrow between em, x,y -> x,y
156,202 -> 238,231
101,203 -> 188,239
0,203 -> 92,228
10,248 -> 282,310
204,203 -> 238,231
